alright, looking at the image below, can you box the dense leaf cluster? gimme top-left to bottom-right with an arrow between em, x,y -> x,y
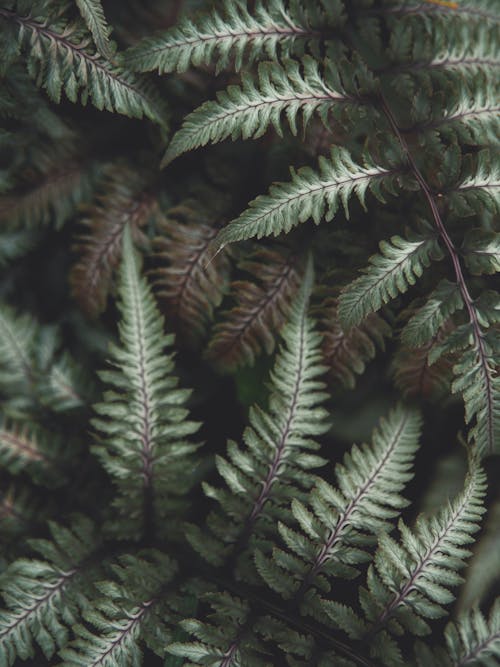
0,0 -> 498,666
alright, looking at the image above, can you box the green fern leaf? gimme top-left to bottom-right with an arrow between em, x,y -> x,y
338,235 -> 443,329
75,0 -> 113,59
186,256 -> 330,568
60,551 -> 179,666
0,516 -> 99,666
0,303 -> 38,411
448,149 -> 500,218
255,405 -> 421,603
0,4 -> 165,124
432,76 -> 500,144
0,419 -> 67,486
122,0 -> 342,74
445,598 -> 500,666
92,226 -> 202,540
215,148 -> 396,246
462,230 -> 500,275
162,57 -> 355,165
0,302 -> 90,417
400,280 -> 463,348
324,454 -> 487,664
453,337 -> 500,455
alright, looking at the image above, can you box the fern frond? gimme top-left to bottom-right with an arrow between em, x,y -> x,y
168,592 -> 264,667
447,149 -> 500,218
325,454 -> 487,663
153,206 -> 231,347
386,20 -> 500,90
122,0 -> 343,74
186,257 -> 330,567
206,246 -> 302,371
70,167 -> 156,318
40,351 -> 92,412
0,516 -> 99,666
0,419 -> 64,486
447,600 -> 500,666
453,332 -> 500,455
0,303 -> 37,402
338,234 -> 443,329
163,57 -> 356,165
60,551 -> 178,666
0,302 -> 92,417
428,77 -> 500,144
255,406 -> 421,603
215,149 -> 397,246
317,295 -> 391,389
75,0 -> 113,59
0,4 -> 165,124
462,230 -> 500,276
400,281 -> 463,348
92,226 -> 202,540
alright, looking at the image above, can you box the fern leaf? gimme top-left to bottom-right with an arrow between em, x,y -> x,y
167,592 -> 265,667
0,303 -> 37,402
0,302 -> 93,417
462,230 -> 500,276
448,149 -> 500,218
0,419 -> 64,486
215,149 -> 396,246
400,281 -> 463,348
256,406 -> 421,602
186,257 -> 330,567
0,5 -> 165,124
162,57 -> 354,165
453,334 -> 500,455
430,77 -> 500,144
60,551 -> 178,666
444,599 -> 500,667
122,0 -> 341,74
75,0 -> 113,59
206,246 -> 302,371
0,516 -> 99,666
338,235 -> 442,329
70,167 -> 156,318
153,206 -> 230,347
317,295 -> 390,389
324,454 -> 487,662
415,600 -> 500,667
387,20 -> 500,90
92,226 -> 202,540
39,351 -> 92,413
